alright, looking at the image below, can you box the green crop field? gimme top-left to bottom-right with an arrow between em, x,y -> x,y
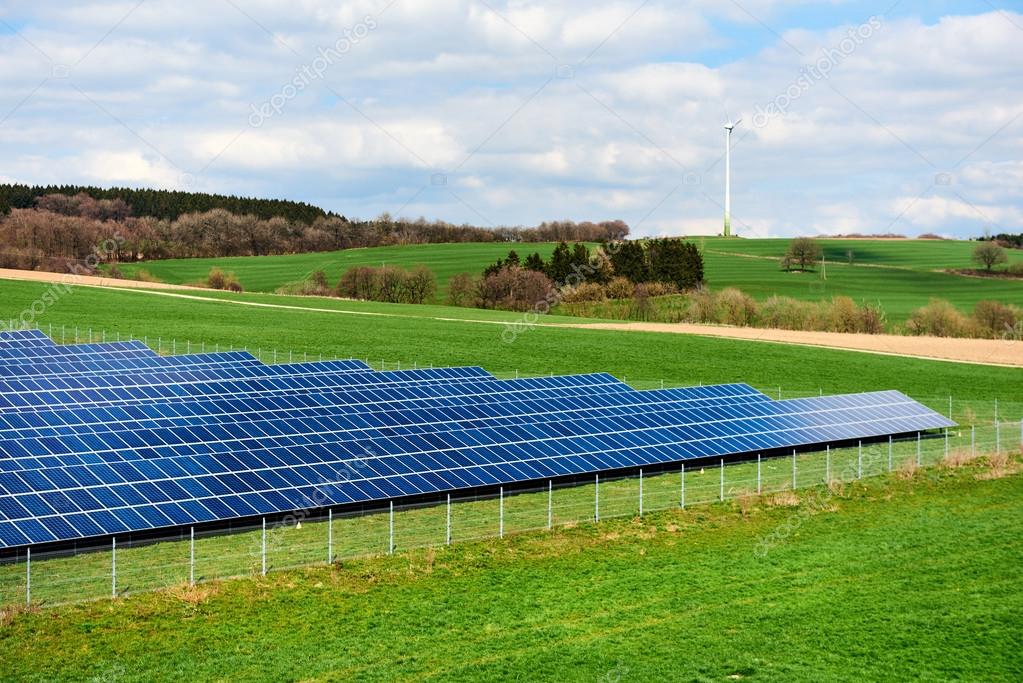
110,242 -> 584,296
696,235 -> 1023,271
2,461 -> 1020,681
107,238 -> 1023,323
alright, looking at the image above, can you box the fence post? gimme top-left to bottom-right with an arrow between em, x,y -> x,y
261,518 -> 266,576
719,459 -> 725,501
948,395 -> 953,420
389,502 -> 394,554
857,441 -> 862,479
327,510 -> 333,564
111,537 -> 117,598
916,432 -> 921,466
189,527 -> 195,586
639,469 -> 644,517
996,420 -> 1001,454
447,494 -> 452,544
499,487 -> 504,538
680,463 -> 685,508
547,481 -> 553,529
888,436 -> 893,472
26,547 -> 30,607
757,454 -> 761,494
792,450 -> 797,489
944,428 -> 949,457
826,445 -> 830,483
594,475 -> 600,522
777,386 -> 782,400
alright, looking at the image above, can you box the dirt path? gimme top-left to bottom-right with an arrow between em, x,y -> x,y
0,268 -> 201,291
562,321 -> 1022,368
2,267 -> 1019,367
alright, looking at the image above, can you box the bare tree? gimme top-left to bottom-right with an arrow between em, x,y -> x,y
783,238 -> 823,271
972,241 -> 1007,272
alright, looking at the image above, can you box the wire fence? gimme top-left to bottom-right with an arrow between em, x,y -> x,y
0,423 -> 1018,609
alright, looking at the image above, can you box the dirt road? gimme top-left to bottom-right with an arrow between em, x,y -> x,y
564,321 -> 1022,367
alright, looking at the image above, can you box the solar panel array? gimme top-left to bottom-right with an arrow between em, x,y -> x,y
0,330 -> 954,550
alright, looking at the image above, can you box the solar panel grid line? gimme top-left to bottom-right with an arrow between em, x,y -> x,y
0,380 -> 758,442
0,351 -> 162,369
0,389 -> 775,468
0,329 -> 55,345
0,358 -> 387,394
0,338 -> 57,349
0,365 -> 496,410
0,340 -> 154,359
0,375 -> 663,443
0,349 -> 258,369
0,361 -> 482,394
0,393 -> 948,508
0,348 -> 258,369
0,355 -> 269,379
0,370 -> 614,414
0,378 -> 703,458
0,403 -> 950,547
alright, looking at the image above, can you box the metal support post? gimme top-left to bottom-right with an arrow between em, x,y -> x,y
639,469 -> 644,516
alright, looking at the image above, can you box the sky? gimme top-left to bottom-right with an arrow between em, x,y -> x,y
0,0 -> 1021,238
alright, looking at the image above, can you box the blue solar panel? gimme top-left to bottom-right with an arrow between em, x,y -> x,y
0,332 -> 953,550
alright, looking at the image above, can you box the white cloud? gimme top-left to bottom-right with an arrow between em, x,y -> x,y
0,3 -> 1019,236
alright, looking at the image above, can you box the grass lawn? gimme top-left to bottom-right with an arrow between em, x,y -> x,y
1,461 -> 1019,681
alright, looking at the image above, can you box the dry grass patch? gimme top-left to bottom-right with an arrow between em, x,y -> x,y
767,490 -> 800,508
733,490 -> 760,517
0,602 -> 39,627
165,582 -> 219,606
976,452 -> 1023,480
942,448 -> 980,469
897,459 -> 919,480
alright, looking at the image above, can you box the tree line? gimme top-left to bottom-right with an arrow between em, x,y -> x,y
0,186 -> 630,272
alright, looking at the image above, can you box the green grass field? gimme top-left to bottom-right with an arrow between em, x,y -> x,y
697,236 -> 1023,271
1,460 -> 1019,681
107,238 -> 1023,323
0,268 -> 1020,681
1,279 -> 1021,411
111,242 -> 583,296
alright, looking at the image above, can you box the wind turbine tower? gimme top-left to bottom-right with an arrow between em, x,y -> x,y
723,116 -> 741,237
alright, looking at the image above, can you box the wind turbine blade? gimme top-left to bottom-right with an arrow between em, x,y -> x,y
733,117 -> 742,127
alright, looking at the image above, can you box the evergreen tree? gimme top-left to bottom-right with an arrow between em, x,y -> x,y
545,241 -> 573,282
609,240 -> 648,283
524,252 -> 545,272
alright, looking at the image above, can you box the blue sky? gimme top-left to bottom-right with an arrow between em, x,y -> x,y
0,0 -> 1021,238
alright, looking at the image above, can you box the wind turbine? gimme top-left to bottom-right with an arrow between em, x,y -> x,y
723,115 -> 741,237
